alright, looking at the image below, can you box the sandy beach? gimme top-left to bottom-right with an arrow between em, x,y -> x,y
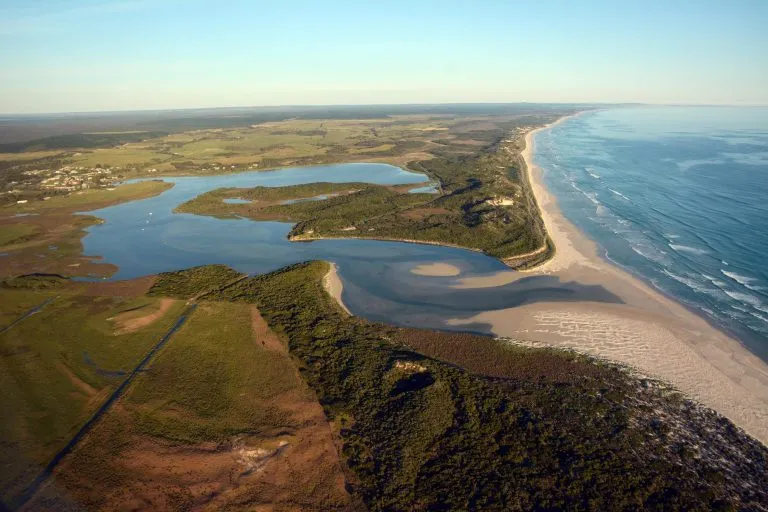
323,262 -> 351,315
450,117 -> 768,445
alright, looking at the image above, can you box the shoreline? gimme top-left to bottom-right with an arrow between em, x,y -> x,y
451,114 -> 768,445
323,262 -> 351,315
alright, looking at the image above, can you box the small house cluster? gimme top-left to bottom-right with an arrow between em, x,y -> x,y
25,165 -> 120,192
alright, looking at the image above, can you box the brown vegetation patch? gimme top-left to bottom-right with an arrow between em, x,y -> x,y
399,207 -> 452,221
55,362 -> 97,398
395,328 -> 618,384
251,305 -> 285,353
0,213 -> 116,279
451,139 -> 487,146
79,275 -> 157,297
39,389 -> 353,511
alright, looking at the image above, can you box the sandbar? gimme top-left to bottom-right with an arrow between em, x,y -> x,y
411,262 -> 462,277
450,116 -> 768,445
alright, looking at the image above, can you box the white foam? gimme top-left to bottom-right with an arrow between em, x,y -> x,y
721,269 -> 764,291
722,289 -> 768,314
722,269 -> 753,285
608,188 -> 631,201
662,269 -> 718,296
668,243 -> 709,255
702,274 -> 728,288
585,192 -> 601,206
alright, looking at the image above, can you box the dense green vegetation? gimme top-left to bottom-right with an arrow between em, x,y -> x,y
146,264 -> 244,299
177,129 -> 552,265
147,262 -> 768,511
175,182 -> 377,219
0,274 -> 68,290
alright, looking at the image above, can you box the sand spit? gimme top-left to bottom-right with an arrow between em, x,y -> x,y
411,262 -> 462,277
451,116 -> 768,446
323,262 -> 351,315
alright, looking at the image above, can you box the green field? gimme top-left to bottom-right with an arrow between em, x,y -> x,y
127,301 -> 297,443
13,272 -> 351,511
0,277 -> 187,501
0,111 -> 563,205
0,224 -> 39,248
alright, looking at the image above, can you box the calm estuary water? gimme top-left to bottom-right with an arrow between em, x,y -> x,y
535,106 -> 768,359
81,162 -> 621,333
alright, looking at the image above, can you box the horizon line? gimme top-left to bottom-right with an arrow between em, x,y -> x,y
2,101 -> 767,118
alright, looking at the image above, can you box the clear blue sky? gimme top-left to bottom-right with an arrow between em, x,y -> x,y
1,0 -> 766,113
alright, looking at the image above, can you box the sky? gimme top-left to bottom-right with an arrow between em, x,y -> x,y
0,0 -> 766,113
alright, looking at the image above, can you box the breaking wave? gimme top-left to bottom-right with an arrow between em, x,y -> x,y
669,244 -> 709,255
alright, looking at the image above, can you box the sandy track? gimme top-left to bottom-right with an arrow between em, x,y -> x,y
251,305 -> 285,352
113,298 -> 176,334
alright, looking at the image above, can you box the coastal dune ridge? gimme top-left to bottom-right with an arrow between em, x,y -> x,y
451,114 -> 768,445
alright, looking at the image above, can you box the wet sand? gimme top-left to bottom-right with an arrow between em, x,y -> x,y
411,262 -> 462,277
450,118 -> 768,445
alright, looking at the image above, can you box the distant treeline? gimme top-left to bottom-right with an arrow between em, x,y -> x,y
0,131 -> 167,153
0,103 -> 586,147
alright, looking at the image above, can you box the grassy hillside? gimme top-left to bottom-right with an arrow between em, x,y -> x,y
14,275 -> 352,511
145,262 -> 768,511
0,277 -> 186,504
0,131 -> 168,153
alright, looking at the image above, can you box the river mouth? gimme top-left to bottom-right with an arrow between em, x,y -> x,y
80,162 -> 621,334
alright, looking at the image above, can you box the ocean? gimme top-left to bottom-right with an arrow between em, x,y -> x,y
534,106 -> 768,360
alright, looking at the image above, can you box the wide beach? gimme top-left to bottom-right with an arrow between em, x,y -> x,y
450,117 -> 768,445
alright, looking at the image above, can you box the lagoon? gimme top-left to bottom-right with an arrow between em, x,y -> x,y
81,162 -> 620,334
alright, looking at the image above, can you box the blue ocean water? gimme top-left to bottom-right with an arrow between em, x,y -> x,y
535,106 -> 768,359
